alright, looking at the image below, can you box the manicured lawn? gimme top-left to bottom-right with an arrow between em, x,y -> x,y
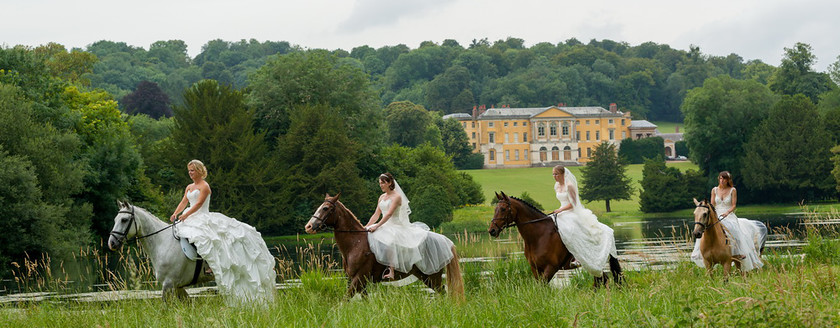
650,121 -> 686,134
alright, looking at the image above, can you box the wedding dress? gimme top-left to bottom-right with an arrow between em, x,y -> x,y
176,189 -> 276,305
690,187 -> 766,271
367,181 -> 454,275
552,168 -> 618,277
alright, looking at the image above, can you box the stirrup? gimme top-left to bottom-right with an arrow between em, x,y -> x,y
382,267 -> 395,280
180,238 -> 202,261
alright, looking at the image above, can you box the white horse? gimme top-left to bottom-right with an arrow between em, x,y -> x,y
108,200 -> 212,300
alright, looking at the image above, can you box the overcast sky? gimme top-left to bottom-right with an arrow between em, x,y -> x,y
3,0 -> 839,71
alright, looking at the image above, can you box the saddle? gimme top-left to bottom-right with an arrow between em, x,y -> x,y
180,238 -> 202,261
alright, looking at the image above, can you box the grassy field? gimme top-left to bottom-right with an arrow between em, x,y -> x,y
650,121 -> 685,134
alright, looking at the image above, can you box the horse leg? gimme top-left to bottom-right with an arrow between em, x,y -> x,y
421,272 -> 445,294
175,287 -> 189,300
346,276 -> 367,299
722,260 -> 732,283
540,266 -> 558,283
609,255 -> 624,286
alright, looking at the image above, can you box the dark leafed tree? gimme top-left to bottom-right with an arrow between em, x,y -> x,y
579,142 -> 633,212
768,42 -> 834,104
122,81 -> 173,118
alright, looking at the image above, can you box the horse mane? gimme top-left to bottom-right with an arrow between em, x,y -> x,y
509,196 -> 548,216
335,199 -> 364,227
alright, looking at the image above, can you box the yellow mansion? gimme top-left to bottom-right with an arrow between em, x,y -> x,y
444,103 -> 658,168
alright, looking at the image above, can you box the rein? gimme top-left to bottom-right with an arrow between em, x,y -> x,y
311,199 -> 369,234
694,204 -> 727,243
109,206 -> 177,244
492,200 -> 556,230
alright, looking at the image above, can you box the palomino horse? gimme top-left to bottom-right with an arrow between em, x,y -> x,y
692,198 -> 752,280
108,201 -> 212,300
304,193 -> 464,299
488,192 -> 623,287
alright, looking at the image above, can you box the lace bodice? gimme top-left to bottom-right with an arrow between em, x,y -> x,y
714,187 -> 734,214
379,198 -> 408,226
186,189 -> 211,214
556,191 -> 571,208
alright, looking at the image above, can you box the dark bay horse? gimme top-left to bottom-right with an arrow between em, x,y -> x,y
304,193 -> 464,299
692,198 -> 744,280
488,192 -> 622,287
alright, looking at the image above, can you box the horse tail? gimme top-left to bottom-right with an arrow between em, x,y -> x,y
608,255 -> 624,285
446,245 -> 465,301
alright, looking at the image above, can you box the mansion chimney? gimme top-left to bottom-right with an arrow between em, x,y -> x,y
609,103 -> 617,113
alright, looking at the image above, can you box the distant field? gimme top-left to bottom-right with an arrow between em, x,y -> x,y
651,121 -> 685,134
462,161 -> 699,215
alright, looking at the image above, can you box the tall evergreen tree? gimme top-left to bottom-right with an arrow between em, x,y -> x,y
168,80 -> 283,228
579,142 -> 633,212
639,157 -> 706,212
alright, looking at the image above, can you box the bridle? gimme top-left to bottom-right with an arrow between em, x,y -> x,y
109,205 -> 176,245
309,199 -> 367,234
491,200 -> 555,232
693,203 -> 723,236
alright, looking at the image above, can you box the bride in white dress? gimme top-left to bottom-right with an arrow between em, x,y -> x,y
551,166 -> 618,277
365,173 -> 454,279
691,171 -> 766,272
170,160 -> 276,305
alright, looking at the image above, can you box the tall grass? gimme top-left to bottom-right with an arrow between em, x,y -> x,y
3,209 -> 839,326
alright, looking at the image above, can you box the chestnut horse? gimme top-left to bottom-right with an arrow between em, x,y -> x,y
488,192 -> 623,287
304,193 -> 464,299
692,198 -> 743,280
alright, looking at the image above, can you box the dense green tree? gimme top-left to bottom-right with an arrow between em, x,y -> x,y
618,137 -> 665,164
168,80 -> 284,228
0,83 -> 90,267
579,142 -> 633,212
274,104 -> 371,233
409,185 -> 453,228
768,42 -> 835,103
121,81 -> 172,118
832,145 -> 840,193
439,117 -> 476,169
425,65 -> 472,113
741,59 -> 776,85
385,101 -> 431,148
248,50 -> 383,152
682,76 -> 777,186
639,157 -> 706,212
33,43 -> 98,85
741,95 -> 835,202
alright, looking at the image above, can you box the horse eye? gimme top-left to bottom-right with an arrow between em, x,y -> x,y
121,217 -> 128,222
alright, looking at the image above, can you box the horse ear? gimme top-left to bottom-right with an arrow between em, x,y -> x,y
501,191 -> 509,201
495,192 -> 500,200
693,198 -> 700,206
334,192 -> 341,200
325,193 -> 331,199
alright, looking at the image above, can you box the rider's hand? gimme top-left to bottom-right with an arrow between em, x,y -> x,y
169,214 -> 177,222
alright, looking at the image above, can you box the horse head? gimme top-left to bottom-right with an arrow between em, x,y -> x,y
305,193 -> 341,233
108,200 -> 138,250
692,198 -> 716,239
489,191 -> 517,237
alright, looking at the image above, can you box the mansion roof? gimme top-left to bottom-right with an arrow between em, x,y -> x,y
629,120 -> 657,128
452,106 -> 626,120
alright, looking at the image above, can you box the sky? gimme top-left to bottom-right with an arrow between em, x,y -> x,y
3,0 -> 839,71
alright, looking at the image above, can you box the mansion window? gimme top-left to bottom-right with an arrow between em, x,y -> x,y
515,150 -> 520,160
462,122 -> 466,128
514,133 -> 519,142
489,150 -> 495,161
550,122 -> 558,136
489,122 -> 494,127
621,119 -> 626,126
523,132 -> 528,142
576,131 -> 580,141
608,119 -> 614,125
596,131 -> 600,141
587,147 -> 592,157
609,129 -> 615,140
472,132 -> 476,139
538,123 -> 546,137
551,146 -> 560,161
471,122 -> 475,128
505,150 -> 510,160
489,132 -> 495,143
505,133 -> 509,143
622,131 -> 626,139
523,122 -> 528,126
586,131 -> 590,141
595,120 -> 600,124
513,122 -> 518,126
504,122 -> 508,127
562,122 -> 570,136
